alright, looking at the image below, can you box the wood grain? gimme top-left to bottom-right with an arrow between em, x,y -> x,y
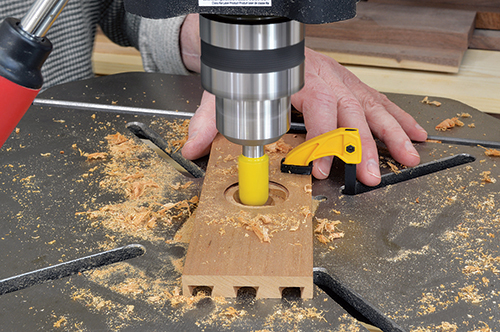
182,134 -> 313,299
92,30 -> 144,75
470,29 -> 500,51
342,49 -> 500,114
306,2 -> 475,50
368,0 -> 500,30
305,2 -> 475,73
309,39 -> 464,73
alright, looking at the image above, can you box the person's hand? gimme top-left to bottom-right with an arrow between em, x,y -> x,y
182,48 -> 428,186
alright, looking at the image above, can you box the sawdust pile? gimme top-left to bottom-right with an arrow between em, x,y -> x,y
71,287 -> 138,330
163,119 -> 190,153
77,132 -> 198,243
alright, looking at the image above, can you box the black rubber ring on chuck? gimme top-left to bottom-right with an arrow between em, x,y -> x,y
201,40 -> 304,74
0,18 -> 52,89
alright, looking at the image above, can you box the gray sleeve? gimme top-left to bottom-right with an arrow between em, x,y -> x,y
137,15 -> 190,75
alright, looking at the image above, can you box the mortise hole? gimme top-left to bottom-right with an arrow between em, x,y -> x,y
224,182 -> 289,208
281,287 -> 302,303
235,287 -> 258,303
190,286 -> 213,297
313,195 -> 328,202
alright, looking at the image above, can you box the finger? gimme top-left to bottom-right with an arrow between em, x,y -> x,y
293,51 -> 382,185
335,88 -> 382,187
373,90 -> 428,142
181,91 -> 218,160
340,70 -> 422,168
291,64 -> 338,180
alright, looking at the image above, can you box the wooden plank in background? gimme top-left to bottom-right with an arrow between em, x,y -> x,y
306,2 -> 475,50
368,0 -> 500,30
470,29 -> 500,51
305,2 -> 476,73
308,39 -> 465,73
92,30 -> 144,75
182,134 -> 313,299
342,49 -> 500,115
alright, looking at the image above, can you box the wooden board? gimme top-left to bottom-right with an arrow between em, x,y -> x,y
310,39 -> 464,73
367,0 -> 500,30
342,49 -> 500,114
305,2 -> 476,73
182,134 -> 313,299
92,30 -> 144,75
470,29 -> 500,51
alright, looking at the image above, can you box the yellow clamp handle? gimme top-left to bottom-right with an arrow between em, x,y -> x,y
282,128 -> 362,167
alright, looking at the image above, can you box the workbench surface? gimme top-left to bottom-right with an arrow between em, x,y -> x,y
1,73 -> 499,331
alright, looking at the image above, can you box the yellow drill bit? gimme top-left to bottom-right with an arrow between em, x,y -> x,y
238,153 -> 269,206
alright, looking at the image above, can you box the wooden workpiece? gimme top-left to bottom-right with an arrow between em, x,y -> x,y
182,134 -> 313,299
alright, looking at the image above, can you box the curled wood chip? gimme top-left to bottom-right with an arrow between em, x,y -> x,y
304,184 -> 312,193
480,171 -> 496,184
435,117 -> 463,131
265,139 -> 293,154
479,145 -> 500,157
314,218 -> 344,244
86,152 -> 108,161
421,96 -> 441,107
386,161 -> 401,174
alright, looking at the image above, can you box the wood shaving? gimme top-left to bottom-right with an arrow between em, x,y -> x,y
169,181 -> 193,190
53,317 -> 67,328
314,218 -> 344,244
266,304 -> 327,327
242,214 -> 273,243
387,161 -> 401,174
265,138 -> 293,155
421,96 -> 442,106
79,130 -> 198,242
166,120 -> 190,153
435,117 -> 463,131
480,171 -> 496,184
479,145 -> 500,157
458,285 -> 484,304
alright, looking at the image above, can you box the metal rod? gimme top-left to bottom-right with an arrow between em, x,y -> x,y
242,145 -> 264,158
33,98 -> 196,118
20,0 -> 69,37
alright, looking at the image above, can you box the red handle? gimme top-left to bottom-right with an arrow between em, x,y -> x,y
0,75 -> 40,148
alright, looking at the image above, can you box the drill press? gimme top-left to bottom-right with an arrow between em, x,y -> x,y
124,0 -> 358,205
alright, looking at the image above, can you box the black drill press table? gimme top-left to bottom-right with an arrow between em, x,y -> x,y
1,73 -> 499,331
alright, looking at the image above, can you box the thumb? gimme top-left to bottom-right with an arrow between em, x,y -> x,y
182,91 -> 218,160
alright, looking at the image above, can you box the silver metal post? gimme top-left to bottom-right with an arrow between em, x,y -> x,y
242,145 -> 264,159
20,0 -> 69,37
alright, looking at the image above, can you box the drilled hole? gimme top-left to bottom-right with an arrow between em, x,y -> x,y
281,287 -> 302,299
281,287 -> 302,306
191,286 -> 213,297
224,182 -> 289,207
235,287 -> 257,303
313,195 -> 328,202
